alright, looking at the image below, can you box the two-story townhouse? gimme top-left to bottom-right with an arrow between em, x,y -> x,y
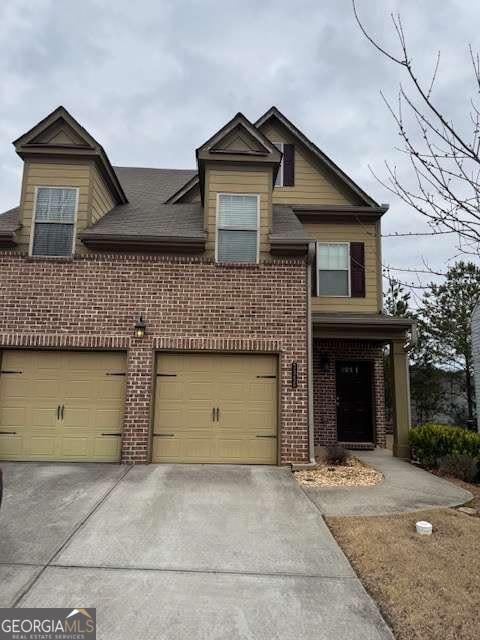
0,106 -> 414,466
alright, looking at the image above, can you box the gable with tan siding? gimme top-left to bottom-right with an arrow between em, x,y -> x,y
205,164 -> 272,259
17,159 -> 92,253
259,121 -> 363,206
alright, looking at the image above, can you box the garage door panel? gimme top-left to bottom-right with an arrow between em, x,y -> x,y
153,353 -> 277,464
0,406 -> 26,428
0,350 -> 126,462
93,436 -> 122,460
60,437 -> 90,458
29,435 -> 58,458
94,409 -> 124,431
153,435 -> 215,463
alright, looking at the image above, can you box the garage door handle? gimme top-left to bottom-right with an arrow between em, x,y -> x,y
61,405 -> 65,420
216,407 -> 220,421
153,433 -> 175,438
0,430 -> 17,435
212,407 -> 216,422
101,433 -> 122,437
57,405 -> 60,420
256,435 -> 277,438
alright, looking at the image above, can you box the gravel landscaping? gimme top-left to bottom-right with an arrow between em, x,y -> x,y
294,457 -> 383,487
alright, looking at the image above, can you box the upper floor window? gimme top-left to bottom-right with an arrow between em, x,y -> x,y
31,187 -> 78,257
216,193 -> 259,263
317,242 -> 350,297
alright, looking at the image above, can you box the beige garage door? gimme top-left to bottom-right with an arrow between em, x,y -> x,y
0,350 -> 126,462
152,353 -> 278,464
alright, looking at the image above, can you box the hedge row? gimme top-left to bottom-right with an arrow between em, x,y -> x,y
409,423 -> 480,467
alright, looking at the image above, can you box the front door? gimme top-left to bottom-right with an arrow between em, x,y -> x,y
336,360 -> 373,442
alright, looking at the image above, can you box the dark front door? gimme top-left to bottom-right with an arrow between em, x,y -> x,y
336,360 -> 373,442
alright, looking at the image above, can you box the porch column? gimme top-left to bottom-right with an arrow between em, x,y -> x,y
391,339 -> 411,459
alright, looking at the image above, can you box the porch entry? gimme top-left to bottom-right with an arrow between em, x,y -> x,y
336,360 -> 374,442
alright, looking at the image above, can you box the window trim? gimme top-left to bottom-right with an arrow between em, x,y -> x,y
215,192 -> 260,264
316,241 -> 351,298
273,142 -> 284,187
29,185 -> 80,257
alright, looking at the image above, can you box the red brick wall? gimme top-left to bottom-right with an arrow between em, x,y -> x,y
313,339 -> 386,448
0,252 -> 308,464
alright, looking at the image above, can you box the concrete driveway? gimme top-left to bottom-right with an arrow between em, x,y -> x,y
0,463 -> 392,639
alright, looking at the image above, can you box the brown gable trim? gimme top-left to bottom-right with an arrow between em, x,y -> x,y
13,106 -> 128,205
197,112 -> 280,158
166,174 -> 199,204
255,107 -> 381,208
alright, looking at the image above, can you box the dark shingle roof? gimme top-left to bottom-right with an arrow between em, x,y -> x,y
81,202 -> 204,240
114,166 -> 197,204
271,205 -> 311,241
0,207 -> 20,236
0,167 -> 309,245
81,166 -> 204,240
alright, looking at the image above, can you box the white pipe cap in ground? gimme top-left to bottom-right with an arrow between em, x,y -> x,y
416,521 -> 433,535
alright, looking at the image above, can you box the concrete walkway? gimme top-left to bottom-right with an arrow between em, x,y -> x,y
303,448 -> 473,517
0,462 -> 393,640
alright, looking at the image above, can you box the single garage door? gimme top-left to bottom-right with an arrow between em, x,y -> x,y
152,353 -> 278,464
0,350 -> 126,462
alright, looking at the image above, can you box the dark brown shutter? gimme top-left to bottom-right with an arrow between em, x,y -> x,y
283,144 -> 295,186
350,242 -> 365,297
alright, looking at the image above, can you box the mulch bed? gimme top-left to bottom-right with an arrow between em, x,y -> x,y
294,457 -> 383,487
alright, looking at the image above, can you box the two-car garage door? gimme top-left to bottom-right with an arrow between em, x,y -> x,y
0,350 -> 278,464
0,351 -> 126,461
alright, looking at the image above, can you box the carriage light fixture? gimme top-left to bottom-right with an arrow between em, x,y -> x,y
134,315 -> 146,339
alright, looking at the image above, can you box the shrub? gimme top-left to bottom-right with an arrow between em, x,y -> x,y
325,444 -> 349,466
438,454 -> 479,483
409,423 -> 480,468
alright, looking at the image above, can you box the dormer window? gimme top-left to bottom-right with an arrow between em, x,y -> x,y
30,187 -> 78,257
216,193 -> 259,263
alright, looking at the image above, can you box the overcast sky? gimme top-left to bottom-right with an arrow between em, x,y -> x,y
1,0 -> 479,295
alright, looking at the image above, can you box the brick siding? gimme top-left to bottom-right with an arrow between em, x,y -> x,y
0,252 -> 308,464
313,339 -> 386,449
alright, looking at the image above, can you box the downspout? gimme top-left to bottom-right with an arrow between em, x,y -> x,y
293,242 -> 317,469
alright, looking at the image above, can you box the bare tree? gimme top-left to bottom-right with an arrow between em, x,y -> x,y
353,1 -> 480,256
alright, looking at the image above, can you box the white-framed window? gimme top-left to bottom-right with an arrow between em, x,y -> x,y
316,242 -> 350,297
30,186 -> 79,257
216,193 -> 259,264
274,142 -> 284,187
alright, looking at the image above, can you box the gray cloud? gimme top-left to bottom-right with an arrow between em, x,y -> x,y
1,0 -> 479,286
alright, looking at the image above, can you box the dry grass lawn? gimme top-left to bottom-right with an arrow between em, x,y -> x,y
327,508 -> 480,640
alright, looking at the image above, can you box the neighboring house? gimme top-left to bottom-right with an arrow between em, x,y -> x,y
0,106 -> 414,465
471,301 -> 480,430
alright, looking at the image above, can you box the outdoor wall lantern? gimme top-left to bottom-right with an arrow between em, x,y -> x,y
134,315 -> 146,339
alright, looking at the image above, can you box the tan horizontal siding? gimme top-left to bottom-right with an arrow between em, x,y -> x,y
304,221 -> 380,313
18,160 -> 92,252
260,121 -> 361,206
205,165 -> 272,259
90,165 -> 115,224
